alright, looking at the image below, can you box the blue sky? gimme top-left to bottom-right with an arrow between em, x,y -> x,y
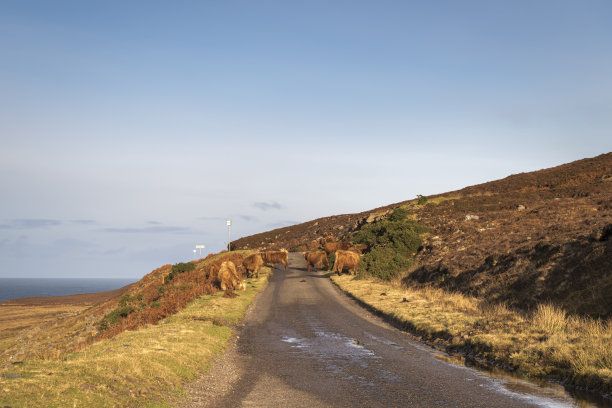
1,1 -> 611,278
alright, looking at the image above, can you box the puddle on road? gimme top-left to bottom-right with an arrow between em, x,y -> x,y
282,331 -> 610,407
281,331 -> 401,386
281,331 -> 377,360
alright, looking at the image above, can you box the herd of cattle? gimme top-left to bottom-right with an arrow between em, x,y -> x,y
209,249 -> 290,293
302,237 -> 366,275
208,236 -> 366,293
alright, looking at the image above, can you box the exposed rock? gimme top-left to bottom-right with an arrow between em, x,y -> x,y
516,205 -> 526,211
365,214 -> 378,223
464,214 -> 479,221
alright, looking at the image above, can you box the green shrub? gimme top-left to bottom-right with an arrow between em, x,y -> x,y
165,262 -> 196,284
417,194 -> 428,205
171,262 -> 195,274
97,306 -> 134,332
359,247 -> 414,281
352,207 -> 427,280
118,294 -> 133,307
388,207 -> 411,222
327,252 -> 335,271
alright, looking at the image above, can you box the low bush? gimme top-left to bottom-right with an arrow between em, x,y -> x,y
165,262 -> 196,283
97,306 -> 134,332
352,207 -> 428,280
172,262 -> 196,274
118,294 -> 132,307
327,252 -> 335,271
359,246 -> 413,281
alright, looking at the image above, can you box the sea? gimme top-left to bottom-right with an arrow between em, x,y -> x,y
0,278 -> 136,303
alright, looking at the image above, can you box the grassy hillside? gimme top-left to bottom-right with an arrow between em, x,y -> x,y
0,251 -> 270,407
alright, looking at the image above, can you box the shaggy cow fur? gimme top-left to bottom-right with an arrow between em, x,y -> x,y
332,250 -> 361,276
261,249 -> 288,271
348,244 -> 368,254
207,264 -> 220,281
303,251 -> 329,272
218,261 -> 246,291
324,241 -> 352,255
242,253 -> 264,278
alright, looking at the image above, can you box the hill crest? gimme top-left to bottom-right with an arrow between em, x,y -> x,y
233,152 -> 612,318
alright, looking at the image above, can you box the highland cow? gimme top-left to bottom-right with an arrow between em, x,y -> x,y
303,251 -> 329,272
242,253 -> 264,278
324,241 -> 352,255
348,244 -> 368,254
332,250 -> 361,276
218,261 -> 246,291
261,249 -> 289,271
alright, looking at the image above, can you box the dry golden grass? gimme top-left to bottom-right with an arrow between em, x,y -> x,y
0,250 -> 255,366
331,274 -> 612,395
0,267 -> 270,408
0,303 -> 101,364
0,304 -> 89,340
533,303 -> 567,334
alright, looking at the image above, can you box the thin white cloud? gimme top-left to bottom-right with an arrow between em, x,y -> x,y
239,215 -> 258,222
254,201 -> 283,211
102,226 -> 193,234
70,219 -> 96,225
1,219 -> 62,229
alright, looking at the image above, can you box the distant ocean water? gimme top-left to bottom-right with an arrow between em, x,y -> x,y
0,278 -> 136,303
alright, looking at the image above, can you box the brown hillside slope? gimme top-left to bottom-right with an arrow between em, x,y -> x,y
233,152 -> 612,318
0,251 -> 250,364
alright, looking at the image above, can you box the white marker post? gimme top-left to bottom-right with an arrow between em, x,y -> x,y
193,249 -> 197,260
226,220 -> 232,251
196,244 -> 205,258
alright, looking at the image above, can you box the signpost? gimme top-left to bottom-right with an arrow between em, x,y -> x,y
195,244 -> 205,259
226,220 -> 232,251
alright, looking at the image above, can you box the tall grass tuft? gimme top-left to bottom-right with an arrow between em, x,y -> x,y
533,303 -> 567,334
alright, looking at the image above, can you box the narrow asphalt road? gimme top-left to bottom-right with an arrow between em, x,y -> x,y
178,253 -> 583,408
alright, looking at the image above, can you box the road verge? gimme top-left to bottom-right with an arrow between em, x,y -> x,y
0,268 -> 270,408
329,273 -> 612,400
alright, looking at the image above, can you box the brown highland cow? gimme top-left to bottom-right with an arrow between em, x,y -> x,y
218,261 -> 246,291
303,251 -> 329,272
242,253 -> 264,278
332,250 -> 361,276
261,249 -> 288,271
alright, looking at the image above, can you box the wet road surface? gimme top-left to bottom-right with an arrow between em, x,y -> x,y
180,253 -> 590,407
